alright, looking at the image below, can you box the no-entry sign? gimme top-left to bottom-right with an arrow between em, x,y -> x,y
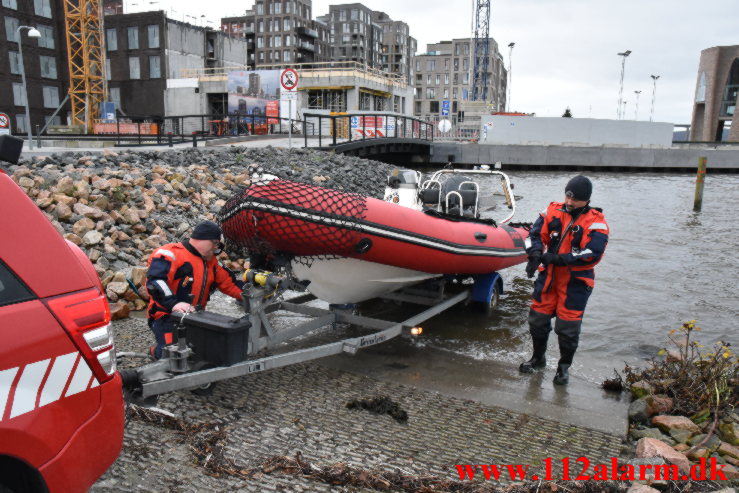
280,68 -> 299,91
0,113 -> 10,136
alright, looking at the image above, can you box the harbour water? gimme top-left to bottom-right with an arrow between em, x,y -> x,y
403,170 -> 739,384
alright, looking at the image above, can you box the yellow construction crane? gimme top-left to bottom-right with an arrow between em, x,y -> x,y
62,0 -> 107,131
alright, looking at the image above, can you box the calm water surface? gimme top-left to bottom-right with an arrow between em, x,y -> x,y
403,171 -> 739,383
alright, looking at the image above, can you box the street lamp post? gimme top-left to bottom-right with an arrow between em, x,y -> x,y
16,26 -> 41,150
507,42 -> 515,111
650,75 -> 660,122
634,90 -> 642,120
616,50 -> 632,119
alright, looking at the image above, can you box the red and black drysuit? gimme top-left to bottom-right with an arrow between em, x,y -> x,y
145,240 -> 244,358
526,201 -> 609,368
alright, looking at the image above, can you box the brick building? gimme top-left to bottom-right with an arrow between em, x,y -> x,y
1,0 -> 69,134
104,11 -> 248,117
690,45 -> 739,142
221,0 -> 330,68
413,38 -> 506,125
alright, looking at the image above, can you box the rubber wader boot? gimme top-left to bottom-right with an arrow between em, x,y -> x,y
553,318 -> 581,385
553,363 -> 570,385
519,336 -> 548,373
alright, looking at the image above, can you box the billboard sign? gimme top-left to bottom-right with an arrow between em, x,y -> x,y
350,116 -> 395,138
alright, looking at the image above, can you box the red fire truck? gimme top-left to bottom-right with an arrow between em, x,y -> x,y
0,136 -> 124,493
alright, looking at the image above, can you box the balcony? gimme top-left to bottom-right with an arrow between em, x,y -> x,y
296,26 -> 318,38
298,41 -> 315,52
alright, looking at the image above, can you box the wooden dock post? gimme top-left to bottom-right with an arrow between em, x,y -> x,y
693,156 -> 707,212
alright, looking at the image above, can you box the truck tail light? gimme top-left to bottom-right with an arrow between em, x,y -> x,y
44,288 -> 117,384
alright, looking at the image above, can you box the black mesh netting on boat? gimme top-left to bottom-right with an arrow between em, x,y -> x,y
218,178 -> 369,262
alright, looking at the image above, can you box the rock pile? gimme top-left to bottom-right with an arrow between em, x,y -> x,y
8,147 -> 397,318
627,380 -> 739,480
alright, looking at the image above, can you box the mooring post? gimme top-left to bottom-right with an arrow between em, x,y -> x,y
693,156 -> 707,212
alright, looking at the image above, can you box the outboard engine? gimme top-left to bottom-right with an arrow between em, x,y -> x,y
384,170 -> 423,210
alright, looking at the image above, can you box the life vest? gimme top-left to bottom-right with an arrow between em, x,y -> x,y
146,241 -> 242,319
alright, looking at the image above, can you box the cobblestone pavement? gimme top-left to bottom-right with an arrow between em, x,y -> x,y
93,316 -> 626,492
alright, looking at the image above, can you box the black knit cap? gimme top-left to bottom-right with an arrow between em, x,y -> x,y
565,175 -> 592,201
191,220 -> 222,240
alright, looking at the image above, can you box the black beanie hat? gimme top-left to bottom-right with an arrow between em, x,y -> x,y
191,220 -> 222,240
565,175 -> 592,201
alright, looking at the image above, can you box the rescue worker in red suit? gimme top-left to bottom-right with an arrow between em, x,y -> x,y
520,176 -> 609,385
146,220 -> 244,359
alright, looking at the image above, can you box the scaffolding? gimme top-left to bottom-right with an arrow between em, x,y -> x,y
63,0 -> 107,131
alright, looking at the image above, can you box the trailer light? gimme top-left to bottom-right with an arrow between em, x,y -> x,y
410,326 -> 423,336
97,349 -> 117,375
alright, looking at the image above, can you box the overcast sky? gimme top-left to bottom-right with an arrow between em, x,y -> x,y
129,0 -> 737,124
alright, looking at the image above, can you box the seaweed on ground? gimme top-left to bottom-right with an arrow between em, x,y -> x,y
346,395 -> 409,423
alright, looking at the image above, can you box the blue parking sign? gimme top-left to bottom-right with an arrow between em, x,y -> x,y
441,100 -> 450,116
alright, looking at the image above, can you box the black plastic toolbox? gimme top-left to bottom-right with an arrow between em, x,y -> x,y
178,311 -> 251,366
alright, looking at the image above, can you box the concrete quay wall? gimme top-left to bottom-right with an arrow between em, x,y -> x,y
430,143 -> 739,171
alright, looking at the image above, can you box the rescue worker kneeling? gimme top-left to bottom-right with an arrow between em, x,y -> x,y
145,220 -> 245,359
521,176 -> 609,385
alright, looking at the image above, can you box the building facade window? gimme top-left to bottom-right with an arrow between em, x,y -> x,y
695,72 -> 706,103
33,0 -> 51,18
37,25 -> 54,49
256,2 -> 264,14
42,85 -> 59,108
110,87 -> 121,107
426,87 -> 435,99
5,17 -> 19,42
443,88 -> 449,99
8,52 -> 20,75
430,101 -> 439,113
105,58 -> 111,80
127,27 -> 139,49
39,55 -> 57,78
307,89 -> 347,111
1,0 -> 18,9
435,74 -> 440,84
445,74 -> 449,84
147,25 -> 159,49
44,115 -> 61,126
106,28 -> 117,50
149,55 -> 160,78
129,56 -> 140,79
12,82 -> 26,106
15,114 -> 27,133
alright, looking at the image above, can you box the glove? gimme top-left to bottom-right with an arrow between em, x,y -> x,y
525,252 -> 541,278
541,252 -> 567,266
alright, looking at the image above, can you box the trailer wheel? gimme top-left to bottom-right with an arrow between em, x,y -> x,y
190,382 -> 217,397
189,363 -> 217,397
481,282 -> 500,315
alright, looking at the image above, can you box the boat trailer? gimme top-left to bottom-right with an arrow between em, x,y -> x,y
119,269 -> 495,401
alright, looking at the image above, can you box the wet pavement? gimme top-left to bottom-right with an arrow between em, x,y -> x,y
94,304 -> 629,492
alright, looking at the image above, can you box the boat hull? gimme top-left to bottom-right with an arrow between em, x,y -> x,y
219,178 -> 529,277
291,257 -> 436,303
